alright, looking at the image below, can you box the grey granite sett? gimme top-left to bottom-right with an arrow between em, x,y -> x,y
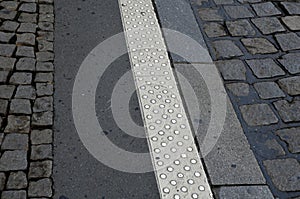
252,2 -> 281,17
281,2 -> 300,15
28,178 -> 52,197
278,53 -> 300,74
226,83 -> 249,96
0,85 -> 15,99
240,104 -> 278,126
274,98 -> 300,123
226,19 -> 255,36
248,132 -> 285,159
0,32 -> 14,43
1,190 -> 27,199
33,96 -> 53,112
38,31 -> 54,42
18,13 -> 37,23
0,10 -> 17,20
36,52 -> 54,62
39,4 -> 54,14
31,129 -> 53,145
36,83 -> 53,96
254,82 -> 285,99
0,21 -> 19,32
282,16 -> 300,31
204,22 -> 227,37
0,44 -> 16,57
1,133 -> 28,150
266,141 -> 285,157
278,76 -> 300,96
18,23 -> 37,33
39,13 -> 54,23
38,22 -> 53,31
31,144 -> 53,160
0,99 -> 8,115
36,62 -> 54,72
0,101 -> 8,117
241,38 -> 278,54
15,85 -> 36,99
6,171 -> 28,189
17,33 -> 36,46
9,99 -> 32,114
216,59 -> 246,80
0,56 -> 16,71
252,17 -> 285,34
9,72 -> 32,85
246,58 -> 285,78
35,72 -> 53,83
0,173 -> 5,190
0,1 -> 20,11
264,159 -> 300,192
38,40 -> 54,52
32,111 -> 53,126
276,127 -> 300,154
29,160 -> 52,178
212,40 -> 243,59
224,6 -> 254,19
16,46 -> 35,57
0,150 -> 27,171
16,57 -> 36,71
4,115 -> 30,133
0,71 -> 9,83
19,3 -> 37,13
275,33 -> 300,51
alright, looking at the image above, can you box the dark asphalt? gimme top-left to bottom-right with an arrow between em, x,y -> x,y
53,0 -> 159,198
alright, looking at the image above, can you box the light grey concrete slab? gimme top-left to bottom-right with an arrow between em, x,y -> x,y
214,186 -> 274,199
174,64 -> 266,185
154,0 -> 212,63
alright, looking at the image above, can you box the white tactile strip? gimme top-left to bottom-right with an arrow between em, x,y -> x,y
118,0 -> 214,198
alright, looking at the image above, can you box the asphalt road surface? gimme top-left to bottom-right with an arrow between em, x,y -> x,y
54,0 -> 159,198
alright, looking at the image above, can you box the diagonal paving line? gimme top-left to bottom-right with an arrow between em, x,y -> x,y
118,0 -> 214,198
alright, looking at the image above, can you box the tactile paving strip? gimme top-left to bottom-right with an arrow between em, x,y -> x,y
118,0 -> 214,198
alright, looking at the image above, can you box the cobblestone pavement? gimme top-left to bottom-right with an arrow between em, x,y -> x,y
0,0 -> 299,198
189,0 -> 300,198
0,0 -> 54,198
